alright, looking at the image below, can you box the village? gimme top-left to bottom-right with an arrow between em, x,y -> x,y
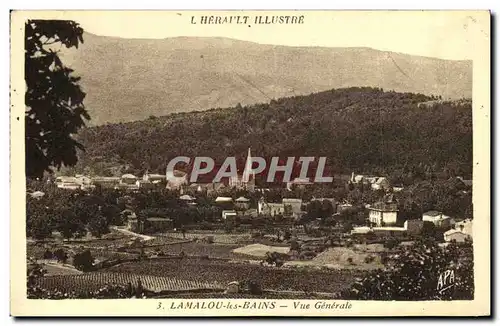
25,127 -> 475,300
26,149 -> 474,299
43,149 -> 473,246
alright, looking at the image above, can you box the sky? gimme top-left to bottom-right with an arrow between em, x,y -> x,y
38,10 -> 490,61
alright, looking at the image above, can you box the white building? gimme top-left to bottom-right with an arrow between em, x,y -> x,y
444,229 -> 471,243
91,176 -> 120,189
222,210 -> 237,220
371,177 -> 391,191
286,177 -> 313,191
338,202 -> 353,211
215,196 -> 233,203
120,174 -> 138,185
422,211 -> 452,229
234,196 -> 251,211
351,173 -> 391,191
55,176 -> 81,190
392,185 -> 404,192
143,172 -> 167,183
29,191 -> 45,199
166,170 -> 188,189
351,219 -> 423,236
257,199 -> 285,216
454,219 -> 473,237
75,175 -> 92,186
282,198 -> 303,217
368,202 -> 398,226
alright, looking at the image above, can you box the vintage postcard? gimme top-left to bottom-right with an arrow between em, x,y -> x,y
10,10 -> 490,317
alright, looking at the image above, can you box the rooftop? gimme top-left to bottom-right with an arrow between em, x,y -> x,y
424,210 -> 443,217
283,198 -> 302,203
147,217 -> 172,222
444,229 -> 467,236
179,194 -> 196,201
369,202 -> 398,211
352,226 -> 406,234
121,174 -> 137,179
215,197 -> 233,202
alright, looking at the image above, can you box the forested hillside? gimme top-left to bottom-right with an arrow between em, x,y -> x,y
71,87 -> 472,180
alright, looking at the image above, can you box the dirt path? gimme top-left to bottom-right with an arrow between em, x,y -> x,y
110,226 -> 155,241
37,260 -> 83,275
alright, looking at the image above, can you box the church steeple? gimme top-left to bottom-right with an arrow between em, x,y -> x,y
242,147 -> 252,183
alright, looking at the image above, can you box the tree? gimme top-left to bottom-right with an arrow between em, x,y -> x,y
27,262 -> 47,288
25,20 -> 89,179
306,200 -> 334,221
26,198 -> 53,240
73,250 -> 94,272
43,249 -> 53,259
29,216 -> 53,240
54,248 -> 68,263
56,208 -> 85,240
283,229 -> 292,241
263,251 -> 286,267
384,237 -> 400,250
246,280 -> 263,295
88,215 -> 110,238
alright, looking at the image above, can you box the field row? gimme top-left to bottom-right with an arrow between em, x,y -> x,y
159,232 -> 253,244
144,242 -> 241,259
36,272 -> 224,293
103,259 -> 365,293
157,292 -> 337,299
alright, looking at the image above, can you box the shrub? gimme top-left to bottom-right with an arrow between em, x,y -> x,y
54,249 -> 68,264
247,280 -> 263,295
384,238 -> 400,250
264,251 -> 287,267
251,231 -> 262,239
73,250 -> 94,272
343,241 -> 474,300
364,255 -> 375,264
283,229 -> 292,241
43,249 -> 53,260
299,251 -> 317,260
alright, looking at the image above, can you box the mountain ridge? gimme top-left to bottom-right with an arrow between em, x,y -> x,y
61,33 -> 472,125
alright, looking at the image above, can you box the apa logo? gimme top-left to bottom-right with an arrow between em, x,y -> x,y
436,269 -> 455,293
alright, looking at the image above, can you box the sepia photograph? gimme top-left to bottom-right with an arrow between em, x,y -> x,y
10,10 -> 490,316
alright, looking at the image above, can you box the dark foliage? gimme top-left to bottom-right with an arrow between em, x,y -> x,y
54,248 -> 68,263
42,249 -> 53,259
343,240 -> 474,300
27,283 -> 139,299
25,20 -> 88,178
72,88 -> 471,181
245,280 -> 263,295
73,249 -> 94,272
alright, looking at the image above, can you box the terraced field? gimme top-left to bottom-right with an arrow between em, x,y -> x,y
145,242 -> 241,259
160,232 -> 252,244
103,258 -> 365,294
142,236 -> 189,247
36,272 -> 224,293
